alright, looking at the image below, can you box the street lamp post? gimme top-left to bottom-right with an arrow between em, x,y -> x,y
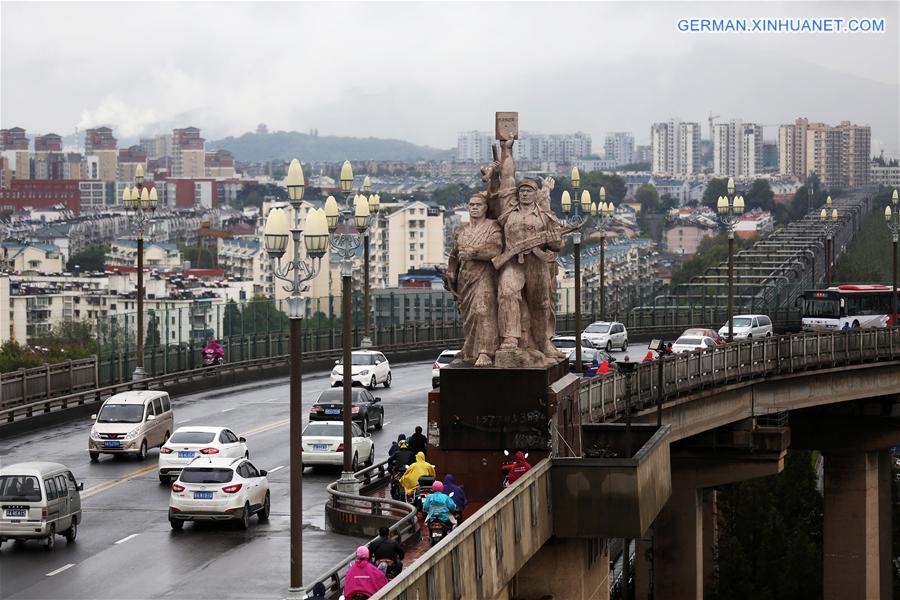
885,189 -> 900,325
326,160 -> 371,490
123,164 -> 157,380
595,187 -> 615,321
263,159 -> 329,592
820,196 -> 838,286
360,175 -> 379,348
717,177 -> 744,341
560,167 -> 593,373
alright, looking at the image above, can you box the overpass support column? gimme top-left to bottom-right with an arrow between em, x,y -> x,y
652,480 -> 703,600
822,449 -> 892,600
514,537 -> 609,600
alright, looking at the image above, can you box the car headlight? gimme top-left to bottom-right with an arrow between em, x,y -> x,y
90,426 -> 99,438
124,427 -> 140,441
359,370 -> 369,376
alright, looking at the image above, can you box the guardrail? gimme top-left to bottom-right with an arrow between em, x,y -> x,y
1,357 -> 98,410
310,460 -> 420,597
0,337 -> 461,426
579,327 -> 900,424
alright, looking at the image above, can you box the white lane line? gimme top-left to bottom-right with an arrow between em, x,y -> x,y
221,407 -> 236,412
114,533 -> 139,545
267,465 -> 285,473
46,563 -> 75,577
382,421 -> 392,426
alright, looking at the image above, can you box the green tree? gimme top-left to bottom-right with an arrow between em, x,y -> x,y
660,194 -> 679,211
702,178 -> 729,209
66,244 -> 108,272
230,183 -> 288,210
745,179 -> 775,213
222,300 -> 242,338
0,340 -> 43,372
635,184 -> 660,212
834,187 -> 897,284
145,310 -> 161,348
670,234 -> 752,286
178,244 -> 217,268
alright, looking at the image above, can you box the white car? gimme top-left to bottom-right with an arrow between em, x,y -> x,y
671,336 -> 718,354
432,349 -> 460,388
168,457 -> 270,530
330,350 -> 392,389
582,321 -> 629,352
301,421 -> 374,471
718,314 -> 774,340
158,427 -> 249,484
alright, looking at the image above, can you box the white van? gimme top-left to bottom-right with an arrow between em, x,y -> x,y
0,462 -> 83,550
718,314 -> 774,340
89,390 -> 175,461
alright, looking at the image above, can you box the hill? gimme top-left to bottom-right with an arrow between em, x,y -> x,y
208,130 -> 454,162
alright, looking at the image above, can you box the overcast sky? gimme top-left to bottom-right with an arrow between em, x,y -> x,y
2,1 -> 898,154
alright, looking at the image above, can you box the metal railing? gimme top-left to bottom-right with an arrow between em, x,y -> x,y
309,460 -> 420,597
1,357 -> 98,411
579,327 -> 900,424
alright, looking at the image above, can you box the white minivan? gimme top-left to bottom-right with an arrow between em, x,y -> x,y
89,390 -> 175,461
0,462 -> 83,551
718,314 -> 774,340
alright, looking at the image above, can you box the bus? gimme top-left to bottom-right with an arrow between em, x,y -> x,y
799,284 -> 897,331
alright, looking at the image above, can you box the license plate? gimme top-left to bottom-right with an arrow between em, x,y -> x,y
312,444 -> 328,450
193,491 -> 213,500
178,451 -> 195,459
5,509 -> 26,518
325,409 -> 340,415
104,441 -> 121,447
431,531 -> 443,538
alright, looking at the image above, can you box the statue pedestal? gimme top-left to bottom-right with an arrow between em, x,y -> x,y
426,360 -> 566,501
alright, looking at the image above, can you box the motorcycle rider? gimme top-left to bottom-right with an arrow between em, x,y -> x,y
423,480 -> 457,525
408,426 -> 428,456
400,451 -> 435,496
368,526 -> 405,578
505,451 -> 532,485
441,474 -> 467,519
390,440 -> 416,472
203,337 -> 224,363
342,546 -> 387,599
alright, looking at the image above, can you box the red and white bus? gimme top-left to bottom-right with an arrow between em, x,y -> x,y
800,284 -> 898,331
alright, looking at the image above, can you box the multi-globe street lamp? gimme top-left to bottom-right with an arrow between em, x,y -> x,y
885,189 -> 900,325
122,164 -> 157,380
263,158 -> 329,592
819,196 -> 839,286
324,160 -> 372,490
560,167 -> 593,373
717,177 -> 745,342
359,175 -> 380,348
595,186 -> 615,321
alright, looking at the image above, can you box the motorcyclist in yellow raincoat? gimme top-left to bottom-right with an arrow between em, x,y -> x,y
400,452 -> 436,495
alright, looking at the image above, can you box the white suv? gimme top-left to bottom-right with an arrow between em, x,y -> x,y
330,350 -> 392,389
718,314 -> 774,340
168,457 -> 270,530
582,321 -> 629,352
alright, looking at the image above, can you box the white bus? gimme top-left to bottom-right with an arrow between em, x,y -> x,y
800,284 -> 896,332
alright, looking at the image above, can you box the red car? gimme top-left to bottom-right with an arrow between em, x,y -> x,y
681,328 -> 726,345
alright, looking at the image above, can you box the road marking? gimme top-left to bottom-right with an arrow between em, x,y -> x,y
267,465 -> 284,473
382,421 -> 391,426
114,533 -> 139,545
221,407 -> 235,412
46,564 -> 75,577
82,464 -> 159,500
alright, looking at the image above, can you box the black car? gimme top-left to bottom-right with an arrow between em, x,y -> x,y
567,348 -> 617,373
309,388 -> 384,431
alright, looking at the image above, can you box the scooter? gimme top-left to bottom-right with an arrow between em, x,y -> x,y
375,558 -> 400,580
427,518 -> 452,546
203,348 -> 224,366
409,476 -> 435,514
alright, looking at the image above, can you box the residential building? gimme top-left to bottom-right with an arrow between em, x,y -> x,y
217,238 -> 269,295
664,224 -> 717,256
733,210 -> 774,240
634,145 -> 652,164
456,131 -> 493,163
806,122 -> 843,188
84,127 -> 118,181
1,127 -> 31,180
206,150 -> 236,178
778,118 -> 870,188
0,179 -> 81,213
172,127 -> 205,177
456,130 -> 592,164
778,118 -> 809,179
117,145 -> 148,182
604,132 -> 635,166
651,118 -> 701,176
1,241 -> 65,274
370,200 -> 445,288
79,180 -> 116,212
713,120 -> 763,177
140,134 -> 173,160
106,239 -> 182,270
871,163 -> 900,187
574,158 -> 617,173
0,156 -> 11,189
837,121 -> 871,187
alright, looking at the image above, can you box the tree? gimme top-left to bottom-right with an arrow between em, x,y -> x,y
66,244 -> 108,272
145,310 -> 161,348
178,244 -> 217,268
670,234 -> 752,286
635,184 -> 660,213
222,300 -> 242,338
745,179 -> 775,213
660,194 -> 679,211
702,178 -> 729,209
231,183 -> 288,210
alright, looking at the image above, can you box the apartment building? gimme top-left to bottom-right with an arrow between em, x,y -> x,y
651,119 -> 701,176
871,163 -> 900,187
778,118 -> 870,188
84,127 -> 118,181
1,127 -> 31,180
117,145 -> 148,182
837,121 -> 871,188
604,132 -> 635,166
206,150 -> 236,178
106,239 -> 182,270
806,122 -> 843,188
713,120 -> 763,177
217,238 -> 269,295
0,179 -> 82,213
457,130 -> 592,164
1,242 -> 65,274
369,201 -> 444,288
778,118 -> 809,179
456,131 -> 493,163
172,127 -> 206,178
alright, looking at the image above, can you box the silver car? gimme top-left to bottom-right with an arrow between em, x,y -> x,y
0,462 -> 83,550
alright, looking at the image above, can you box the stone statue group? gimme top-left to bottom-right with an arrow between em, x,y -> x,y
443,118 -> 575,369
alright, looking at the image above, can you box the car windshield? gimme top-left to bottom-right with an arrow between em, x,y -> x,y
337,354 -> 376,366
585,324 -> 610,334
683,329 -> 710,337
553,339 -> 576,348
304,424 -> 343,437
170,431 -> 216,444
438,352 -> 458,362
97,403 -> 144,423
179,468 -> 234,484
316,389 -> 361,405
675,337 -> 701,345
0,475 -> 42,502
729,318 -> 752,328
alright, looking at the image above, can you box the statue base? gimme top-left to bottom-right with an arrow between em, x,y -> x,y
494,347 -> 558,369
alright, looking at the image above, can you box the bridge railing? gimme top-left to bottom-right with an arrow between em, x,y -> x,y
310,460 -> 420,597
1,357 -> 98,411
580,327 -> 900,423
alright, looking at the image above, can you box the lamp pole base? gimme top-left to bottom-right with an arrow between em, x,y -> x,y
282,588 -> 307,600
336,471 -> 360,494
132,367 -> 146,381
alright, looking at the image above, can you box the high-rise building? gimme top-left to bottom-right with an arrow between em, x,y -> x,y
713,120 -> 762,177
456,131 -> 493,163
837,121 -> 871,187
84,127 -> 118,181
779,118 -> 870,188
456,130 -> 592,164
604,132 -> 635,166
172,127 -> 205,177
32,133 -> 64,179
778,118 -> 809,179
1,127 -> 31,180
117,145 -> 148,183
205,150 -> 236,178
651,119 -> 701,175
805,122 -> 843,188
634,145 -> 652,164
370,201 -> 445,288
